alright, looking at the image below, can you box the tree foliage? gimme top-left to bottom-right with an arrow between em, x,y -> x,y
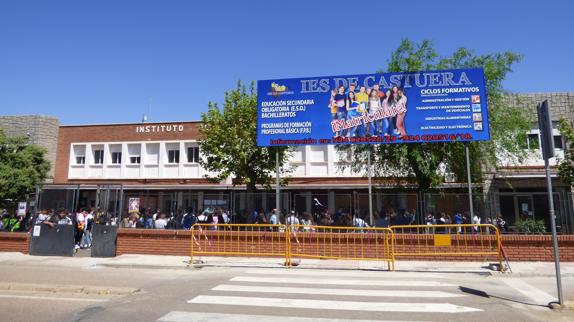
339,39 -> 531,192
0,129 -> 50,207
558,118 -> 574,187
199,81 -> 290,193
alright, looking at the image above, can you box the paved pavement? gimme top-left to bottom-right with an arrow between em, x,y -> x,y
0,252 -> 573,321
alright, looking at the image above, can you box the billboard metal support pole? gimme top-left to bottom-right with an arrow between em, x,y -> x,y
368,149 -> 373,226
276,148 -> 281,216
465,142 -> 474,218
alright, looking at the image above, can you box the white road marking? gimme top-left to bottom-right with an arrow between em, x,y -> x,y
244,269 -> 447,279
158,311 -> 428,322
213,284 -> 465,298
503,279 -> 557,305
188,295 -> 481,313
0,294 -> 109,302
230,276 -> 455,287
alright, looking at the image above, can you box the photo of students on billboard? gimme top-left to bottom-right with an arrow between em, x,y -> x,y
330,84 -> 408,139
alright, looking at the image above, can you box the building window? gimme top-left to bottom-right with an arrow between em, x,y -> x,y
168,150 -> 180,164
527,134 -> 540,150
554,135 -> 564,149
130,156 -> 141,164
111,152 -> 122,164
93,150 -> 104,164
187,147 -> 200,163
76,156 -> 85,165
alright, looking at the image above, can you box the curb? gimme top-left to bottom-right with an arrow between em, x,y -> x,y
0,282 -> 140,296
100,263 -> 191,270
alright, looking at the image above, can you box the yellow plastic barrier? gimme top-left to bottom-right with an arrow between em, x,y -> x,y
190,223 -> 500,272
287,225 -> 395,271
190,223 -> 394,270
190,224 -> 287,264
390,224 -> 503,271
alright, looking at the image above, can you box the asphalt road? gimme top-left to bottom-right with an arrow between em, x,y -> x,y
0,258 -> 572,322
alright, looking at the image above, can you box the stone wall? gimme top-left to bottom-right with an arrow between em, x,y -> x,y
0,115 -> 59,181
501,92 -> 574,122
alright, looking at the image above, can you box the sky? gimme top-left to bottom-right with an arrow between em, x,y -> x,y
0,0 -> 573,125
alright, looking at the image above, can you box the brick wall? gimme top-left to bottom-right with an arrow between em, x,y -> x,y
2,229 -> 573,262
0,232 -> 29,254
116,229 -> 574,262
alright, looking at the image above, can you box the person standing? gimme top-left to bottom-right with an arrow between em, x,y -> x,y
472,213 -> 481,233
44,209 -> 72,226
268,209 -> 279,225
285,211 -> 300,231
368,88 -> 382,135
154,213 -> 169,229
346,91 -> 361,137
454,212 -> 463,234
182,209 -> 197,230
396,88 -> 408,137
74,209 -> 86,251
81,210 -> 94,248
333,86 -> 347,137
301,212 -> 315,232
329,89 -> 338,121
381,90 -> 394,136
355,86 -> 369,136
384,87 -> 401,136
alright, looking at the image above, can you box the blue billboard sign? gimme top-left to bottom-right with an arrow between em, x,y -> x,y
256,68 -> 490,146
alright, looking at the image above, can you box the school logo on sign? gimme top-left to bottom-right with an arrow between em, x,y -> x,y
269,82 -> 292,98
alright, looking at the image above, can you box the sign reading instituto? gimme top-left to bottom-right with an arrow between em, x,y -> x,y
135,124 -> 184,133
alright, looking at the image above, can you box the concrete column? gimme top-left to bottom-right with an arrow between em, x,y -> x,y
179,141 -> 185,177
376,191 -> 383,215
198,191 -> 204,211
398,193 -> 407,210
121,143 -> 127,178
158,142 -> 165,178
306,191 -> 312,213
177,192 -> 183,212
140,143 -> 145,177
328,191 -> 335,213
304,146 -> 311,176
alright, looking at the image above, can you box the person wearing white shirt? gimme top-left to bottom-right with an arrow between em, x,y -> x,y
81,211 -> 94,248
154,213 -> 168,229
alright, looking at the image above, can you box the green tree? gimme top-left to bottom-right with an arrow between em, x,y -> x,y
0,129 -> 50,209
558,118 -> 574,187
199,81 -> 290,211
339,39 -> 530,193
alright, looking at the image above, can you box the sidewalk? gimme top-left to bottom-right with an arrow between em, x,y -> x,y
1,252 -> 574,277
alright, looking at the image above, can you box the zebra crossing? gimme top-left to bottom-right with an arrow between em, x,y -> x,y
157,268 -> 482,321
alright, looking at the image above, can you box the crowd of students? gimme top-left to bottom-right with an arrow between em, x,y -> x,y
245,207 -> 416,230
0,207 -> 115,251
0,210 -> 27,232
4,205 -> 509,236
121,207 -> 232,230
423,211 -> 508,233
34,208 -> 114,250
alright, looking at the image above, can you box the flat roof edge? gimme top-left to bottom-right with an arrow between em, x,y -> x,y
60,120 -> 202,127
